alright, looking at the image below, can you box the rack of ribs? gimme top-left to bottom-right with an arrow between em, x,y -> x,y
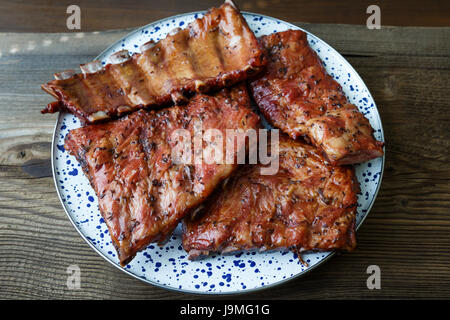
42,1 -> 266,124
249,30 -> 384,165
64,85 -> 260,265
182,134 -> 359,259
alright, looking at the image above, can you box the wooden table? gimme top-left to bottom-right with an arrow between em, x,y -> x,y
1,0 -> 449,32
0,20 -> 449,299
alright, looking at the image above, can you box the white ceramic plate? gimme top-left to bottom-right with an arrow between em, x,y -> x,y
52,11 -> 385,294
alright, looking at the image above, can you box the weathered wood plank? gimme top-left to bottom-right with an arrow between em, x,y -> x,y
1,0 -> 449,33
0,24 -> 449,299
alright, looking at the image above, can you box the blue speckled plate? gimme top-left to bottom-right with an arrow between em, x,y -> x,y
52,11 -> 385,294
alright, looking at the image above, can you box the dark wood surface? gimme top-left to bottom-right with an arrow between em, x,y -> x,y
0,11 -> 449,299
0,0 -> 449,33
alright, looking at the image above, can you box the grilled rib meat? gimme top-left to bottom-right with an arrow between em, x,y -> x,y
42,1 -> 266,124
183,134 -> 359,259
64,85 -> 260,265
250,30 -> 383,165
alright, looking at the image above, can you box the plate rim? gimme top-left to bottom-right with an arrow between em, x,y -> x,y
51,10 -> 385,296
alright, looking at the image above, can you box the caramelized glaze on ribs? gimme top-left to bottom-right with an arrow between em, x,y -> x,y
183,135 -> 359,259
42,2 -> 266,123
64,85 -> 260,265
250,30 -> 384,165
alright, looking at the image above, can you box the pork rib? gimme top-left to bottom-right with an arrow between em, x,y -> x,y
183,134 -> 359,259
64,85 -> 260,265
250,30 -> 384,165
42,1 -> 266,123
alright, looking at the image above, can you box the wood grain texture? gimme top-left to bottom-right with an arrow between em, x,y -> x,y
0,22 -> 449,299
0,0 -> 449,33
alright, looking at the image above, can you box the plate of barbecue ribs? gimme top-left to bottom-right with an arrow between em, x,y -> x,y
43,1 -> 385,294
